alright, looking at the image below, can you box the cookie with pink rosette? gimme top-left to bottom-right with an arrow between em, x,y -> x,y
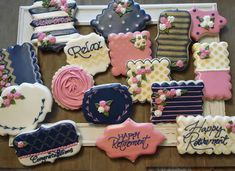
52,65 -> 94,110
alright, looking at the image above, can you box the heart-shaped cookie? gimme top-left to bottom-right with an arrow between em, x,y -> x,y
0,83 -> 52,136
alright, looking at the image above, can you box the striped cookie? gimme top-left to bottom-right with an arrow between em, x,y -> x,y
155,10 -> 192,71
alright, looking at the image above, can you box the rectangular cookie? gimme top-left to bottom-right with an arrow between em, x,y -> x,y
151,80 -> 204,123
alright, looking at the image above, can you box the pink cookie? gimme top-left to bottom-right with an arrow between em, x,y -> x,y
189,8 -> 227,41
195,70 -> 232,100
108,31 -> 152,76
96,118 -> 165,162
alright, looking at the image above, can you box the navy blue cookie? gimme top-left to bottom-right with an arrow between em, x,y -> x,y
151,81 -> 204,124
90,0 -> 151,39
13,120 -> 81,166
7,43 -> 42,84
82,83 -> 133,124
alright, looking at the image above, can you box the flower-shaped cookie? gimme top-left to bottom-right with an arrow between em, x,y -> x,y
91,0 -> 151,39
126,58 -> 171,102
109,31 -> 152,76
64,33 -> 110,76
52,65 -> 94,110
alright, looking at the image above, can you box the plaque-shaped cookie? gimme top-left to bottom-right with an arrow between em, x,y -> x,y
82,83 -> 132,124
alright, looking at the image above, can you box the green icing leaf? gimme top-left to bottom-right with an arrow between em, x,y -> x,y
142,74 -> 147,81
95,103 -> 99,108
106,100 -> 112,106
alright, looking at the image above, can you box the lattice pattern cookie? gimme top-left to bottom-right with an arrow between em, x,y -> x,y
177,115 -> 235,155
126,58 -> 171,102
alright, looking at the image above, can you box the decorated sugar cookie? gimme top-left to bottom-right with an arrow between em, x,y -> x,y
7,43 -> 42,84
82,83 -> 132,124
151,81 -> 204,124
13,120 -> 81,166
155,10 -> 192,71
177,115 -> 235,155
29,0 -> 79,52
64,33 -> 110,76
91,0 -> 151,39
192,42 -> 231,100
96,118 -> 165,162
51,65 -> 94,110
0,83 -> 52,136
109,31 -> 152,76
0,49 -> 14,94
126,58 -> 171,102
189,8 -> 227,41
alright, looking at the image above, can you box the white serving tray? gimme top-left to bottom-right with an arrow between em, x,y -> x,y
14,3 -> 225,147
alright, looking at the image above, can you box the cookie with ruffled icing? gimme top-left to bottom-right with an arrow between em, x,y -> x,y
151,80 -> 204,124
189,8 -> 227,41
29,0 -> 79,52
155,10 -> 192,71
64,33 -> 110,76
109,31 -> 152,76
126,58 -> 171,103
91,0 -> 151,39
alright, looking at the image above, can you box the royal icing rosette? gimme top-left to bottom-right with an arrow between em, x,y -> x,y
51,65 -> 94,110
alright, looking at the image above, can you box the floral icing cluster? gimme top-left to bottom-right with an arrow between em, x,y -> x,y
226,121 -> 235,134
0,55 -> 12,94
113,0 -> 132,17
175,60 -> 184,68
198,15 -> 215,30
153,89 -> 187,117
159,14 -> 175,33
42,0 -> 72,16
130,34 -> 147,51
15,141 -> 28,149
0,89 -> 25,108
95,100 -> 113,117
197,45 -> 210,59
37,32 -> 56,47
130,65 -> 154,96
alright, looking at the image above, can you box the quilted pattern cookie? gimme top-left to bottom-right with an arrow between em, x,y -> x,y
109,31 -> 152,76
126,58 -> 171,103
192,42 -> 231,100
155,10 -> 192,71
64,33 -> 110,76
13,120 -> 81,166
29,0 -> 79,52
91,0 -> 151,39
177,115 -> 235,155
151,81 -> 204,124
189,8 -> 227,41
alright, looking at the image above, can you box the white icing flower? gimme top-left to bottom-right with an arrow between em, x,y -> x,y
136,65 -> 142,70
203,15 -> 211,22
134,42 -> 141,48
208,21 -> 214,28
136,75 -> 142,81
120,7 -> 127,14
132,84 -> 138,89
0,97 -> 3,104
176,89 -> 182,97
154,110 -> 162,117
159,95 -> 166,101
167,16 -> 175,23
121,0 -> 129,3
200,21 -> 207,28
98,106 -> 105,113
159,23 -> 166,31
43,36 -> 49,41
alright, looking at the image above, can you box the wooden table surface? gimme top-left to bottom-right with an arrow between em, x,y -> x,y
0,0 -> 235,170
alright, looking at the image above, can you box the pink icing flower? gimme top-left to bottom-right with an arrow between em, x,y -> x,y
3,99 -> 10,107
0,65 -> 5,71
115,4 -> 122,13
104,105 -> 110,112
145,67 -> 151,73
123,2 -> 128,8
157,90 -> 164,95
7,93 -> 14,100
48,36 -> 56,44
17,141 -> 24,148
160,17 -> 168,24
170,89 -> 176,97
60,0 -> 67,5
99,100 -> 106,107
14,92 -> 22,99
176,60 -> 184,68
165,21 -> 172,29
232,127 -> 235,134
5,83 -> 11,87
0,80 -> 5,86
165,91 -> 171,97
137,69 -> 145,75
37,32 -> 46,41
132,77 -> 138,83
50,0 -> 57,6
155,98 -> 162,105
2,74 -> 8,80
226,124 -> 232,129
158,105 -> 165,111
134,88 -> 142,94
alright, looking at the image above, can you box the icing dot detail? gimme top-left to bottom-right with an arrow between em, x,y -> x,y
220,20 -> 223,23
193,9 -> 196,12
108,15 -> 112,19
126,28 -> 129,31
96,21 -> 99,24
122,20 -> 125,24
109,25 -> 112,28
137,14 -> 140,18
196,32 -> 200,35
100,27 -> 104,30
